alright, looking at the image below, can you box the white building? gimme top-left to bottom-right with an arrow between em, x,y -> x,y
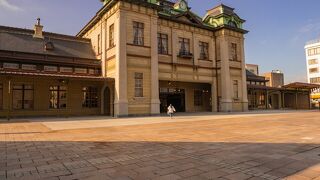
305,39 -> 320,99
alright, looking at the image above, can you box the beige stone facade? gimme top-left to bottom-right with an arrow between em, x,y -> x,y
78,0 -> 249,117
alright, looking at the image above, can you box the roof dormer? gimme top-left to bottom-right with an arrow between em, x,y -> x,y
203,4 -> 245,29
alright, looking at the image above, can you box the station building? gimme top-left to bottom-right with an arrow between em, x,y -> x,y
0,0 -> 249,117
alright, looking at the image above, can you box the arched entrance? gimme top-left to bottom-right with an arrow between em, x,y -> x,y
104,87 -> 111,116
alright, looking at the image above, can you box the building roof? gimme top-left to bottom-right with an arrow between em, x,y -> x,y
77,0 -> 248,37
0,25 -> 96,60
246,70 -> 268,82
283,82 -> 320,90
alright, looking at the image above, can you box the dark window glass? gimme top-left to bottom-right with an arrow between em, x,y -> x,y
199,41 -> 209,60
12,84 -> 34,110
49,86 -> 67,109
82,87 -> 98,108
109,24 -> 115,48
179,38 -> 190,55
158,33 -> 168,54
133,22 -> 144,45
134,73 -> 143,97
194,90 -> 203,106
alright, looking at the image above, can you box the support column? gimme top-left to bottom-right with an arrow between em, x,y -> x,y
240,38 -> 248,111
114,10 -> 128,117
211,81 -> 218,112
219,36 -> 233,112
150,16 -> 160,115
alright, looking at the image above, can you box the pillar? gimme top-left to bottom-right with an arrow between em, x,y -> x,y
219,36 -> 233,112
114,10 -> 128,117
240,38 -> 248,111
150,16 -> 160,115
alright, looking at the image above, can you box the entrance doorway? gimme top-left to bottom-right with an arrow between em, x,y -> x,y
104,87 -> 111,115
160,88 -> 185,113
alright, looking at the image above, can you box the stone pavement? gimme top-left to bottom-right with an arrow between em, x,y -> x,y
1,111 -> 320,180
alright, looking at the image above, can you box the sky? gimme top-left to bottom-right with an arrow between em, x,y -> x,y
1,0 -> 320,83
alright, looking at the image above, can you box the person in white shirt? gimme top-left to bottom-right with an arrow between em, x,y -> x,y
167,104 -> 176,118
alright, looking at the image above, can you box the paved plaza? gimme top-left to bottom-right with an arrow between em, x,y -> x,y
1,111 -> 320,180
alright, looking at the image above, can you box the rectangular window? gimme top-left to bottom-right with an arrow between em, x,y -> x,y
74,68 -> 87,74
97,34 -> 101,54
233,80 -> 239,99
310,77 -> 320,83
49,86 -> 67,109
109,24 -> 115,48
308,59 -> 318,65
134,72 -> 143,97
158,33 -> 168,54
309,68 -> 319,74
3,63 -> 19,70
21,64 -> 37,71
82,87 -> 98,108
179,38 -> 190,55
194,90 -> 203,106
133,21 -> 144,45
0,84 -> 2,110
44,66 -> 58,72
230,43 -> 238,61
12,84 -> 34,110
60,67 -> 73,73
199,41 -> 209,60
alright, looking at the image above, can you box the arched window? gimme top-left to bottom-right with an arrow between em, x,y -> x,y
228,21 -> 238,28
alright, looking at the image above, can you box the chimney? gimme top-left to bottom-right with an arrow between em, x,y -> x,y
33,18 -> 43,39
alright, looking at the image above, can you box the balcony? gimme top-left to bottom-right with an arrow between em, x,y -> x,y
178,51 -> 193,59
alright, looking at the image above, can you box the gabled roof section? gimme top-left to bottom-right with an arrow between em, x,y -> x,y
171,10 -> 204,26
0,25 -> 96,60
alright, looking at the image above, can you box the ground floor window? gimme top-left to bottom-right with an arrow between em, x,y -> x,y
135,73 -> 143,97
194,90 -> 203,106
233,80 -> 239,99
0,84 -> 2,109
49,86 -> 67,109
82,87 -> 98,108
12,84 -> 34,110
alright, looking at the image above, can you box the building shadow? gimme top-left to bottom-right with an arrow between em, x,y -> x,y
1,141 -> 320,179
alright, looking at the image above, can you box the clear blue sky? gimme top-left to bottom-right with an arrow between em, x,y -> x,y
1,0 -> 320,83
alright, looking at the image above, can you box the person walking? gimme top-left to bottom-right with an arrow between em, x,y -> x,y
167,104 -> 176,118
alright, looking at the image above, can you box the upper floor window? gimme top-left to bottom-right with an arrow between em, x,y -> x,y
109,24 -> 115,48
230,43 -> 238,61
12,84 -> 34,110
308,48 -> 320,56
82,87 -> 98,108
133,21 -> 144,45
158,33 -> 168,54
97,34 -> 101,54
49,86 -> 67,109
199,42 -> 209,60
309,67 -> 319,74
179,38 -> 191,56
233,80 -> 239,99
134,72 -> 143,97
308,59 -> 318,65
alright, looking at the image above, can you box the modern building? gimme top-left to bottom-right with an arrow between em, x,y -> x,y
305,38 -> 320,102
263,70 -> 284,88
0,0 -> 250,118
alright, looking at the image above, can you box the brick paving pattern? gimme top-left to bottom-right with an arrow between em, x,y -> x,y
1,111 -> 320,179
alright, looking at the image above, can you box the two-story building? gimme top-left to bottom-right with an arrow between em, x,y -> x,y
0,0 -> 249,118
